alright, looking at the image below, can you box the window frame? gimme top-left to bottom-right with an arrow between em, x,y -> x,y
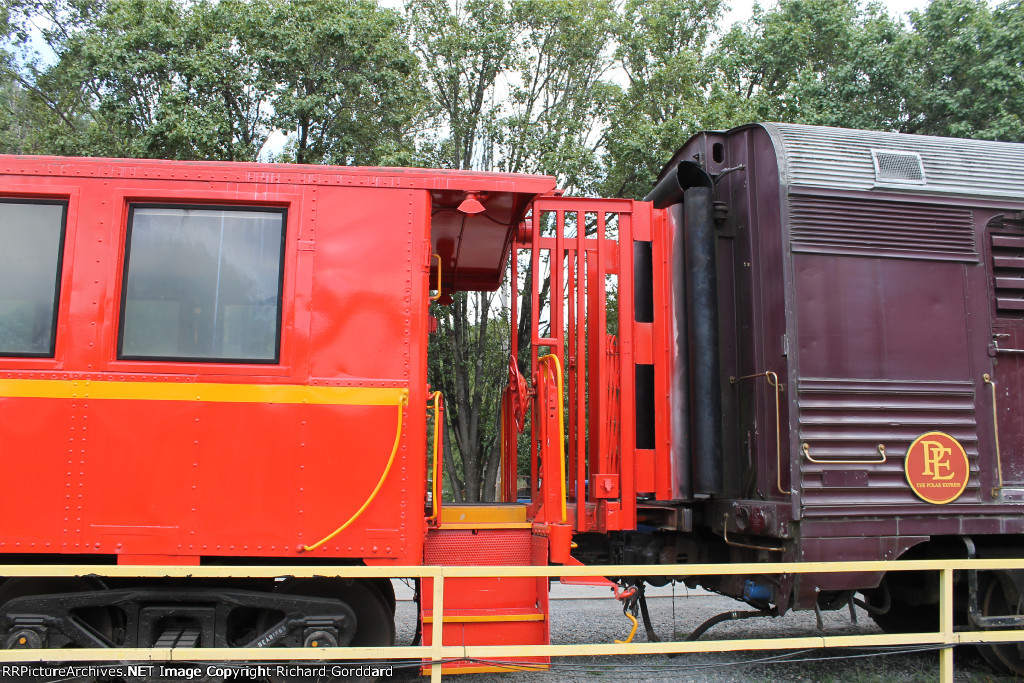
0,197 -> 69,359
116,202 -> 289,365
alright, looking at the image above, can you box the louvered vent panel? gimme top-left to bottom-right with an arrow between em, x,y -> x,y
798,378 -> 979,513
991,233 -> 1024,317
789,196 -> 976,261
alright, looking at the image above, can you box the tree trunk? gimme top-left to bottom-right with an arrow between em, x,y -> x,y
441,412 -> 463,503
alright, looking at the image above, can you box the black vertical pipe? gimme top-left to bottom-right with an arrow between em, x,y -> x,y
684,182 -> 722,495
645,160 -> 720,497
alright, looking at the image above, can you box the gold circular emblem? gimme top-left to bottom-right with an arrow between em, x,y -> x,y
904,431 -> 969,504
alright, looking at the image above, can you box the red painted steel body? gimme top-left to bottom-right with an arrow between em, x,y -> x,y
0,155 -> 553,568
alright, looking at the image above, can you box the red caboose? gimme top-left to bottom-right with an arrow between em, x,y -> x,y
0,156 -> 555,656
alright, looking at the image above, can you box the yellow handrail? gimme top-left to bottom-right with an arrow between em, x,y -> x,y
428,390 -> 443,523
731,371 -> 790,495
430,254 -> 442,302
301,390 -> 409,551
801,441 -> 887,465
984,373 -> 1003,499
537,354 -> 567,525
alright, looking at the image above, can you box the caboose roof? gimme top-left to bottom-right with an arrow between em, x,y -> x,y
0,155 -> 557,291
662,123 -> 1024,202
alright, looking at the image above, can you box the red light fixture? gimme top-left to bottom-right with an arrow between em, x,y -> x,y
457,192 -> 486,215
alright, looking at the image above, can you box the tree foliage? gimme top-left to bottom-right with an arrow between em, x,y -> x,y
428,293 -> 509,503
406,0 -> 514,170
903,0 -> 1024,140
250,0 -> 425,165
497,0 -> 618,192
3,0 -> 424,161
602,0 -> 726,199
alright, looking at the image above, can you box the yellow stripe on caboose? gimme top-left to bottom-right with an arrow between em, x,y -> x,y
0,378 -> 406,405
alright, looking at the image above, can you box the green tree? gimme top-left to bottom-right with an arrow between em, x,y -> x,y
251,0 -> 426,165
406,0 -> 514,170
408,0 -> 518,503
411,0 -> 619,502
711,0 -> 911,131
903,0 -> 1024,141
709,0 -> 1024,142
601,0 -> 726,199
13,0 -> 274,159
0,0 -> 98,154
9,0 -> 424,162
497,0 -> 618,193
428,294 -> 511,503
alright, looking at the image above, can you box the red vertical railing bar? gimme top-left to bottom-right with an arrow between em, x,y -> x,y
588,213 -> 609,494
575,212 -> 587,532
530,220 -> 541,375
554,209 -> 564,353
595,211 -> 608,484
529,228 -> 542,517
586,248 -> 600,503
510,243 -> 520,360
529,380 -> 540,519
504,247 -> 520,503
649,206 -> 673,500
617,210 -> 637,530
529,215 -> 545,520
565,215 -> 578,517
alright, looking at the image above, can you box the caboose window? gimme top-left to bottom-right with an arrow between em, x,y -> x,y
119,205 -> 286,363
0,200 -> 67,357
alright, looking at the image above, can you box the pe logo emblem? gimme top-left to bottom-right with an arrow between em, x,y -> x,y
904,431 -> 969,504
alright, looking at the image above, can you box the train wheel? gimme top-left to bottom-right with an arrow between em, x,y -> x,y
0,577 -> 121,647
365,578 -> 396,617
252,578 -> 395,683
0,578 -> 123,683
976,571 -> 1024,675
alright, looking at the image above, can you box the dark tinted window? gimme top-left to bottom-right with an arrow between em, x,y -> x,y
0,200 -> 67,357
119,206 -> 286,362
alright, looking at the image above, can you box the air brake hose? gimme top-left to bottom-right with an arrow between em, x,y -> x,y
613,584 -> 640,644
615,611 -> 639,644
301,390 -> 409,552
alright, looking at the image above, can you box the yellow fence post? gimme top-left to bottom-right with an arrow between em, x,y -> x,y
939,567 -> 954,683
431,569 -> 445,683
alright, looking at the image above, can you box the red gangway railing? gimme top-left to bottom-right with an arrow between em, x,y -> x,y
503,196 -> 672,534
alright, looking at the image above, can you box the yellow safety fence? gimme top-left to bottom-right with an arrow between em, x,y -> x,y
0,559 -> 1022,683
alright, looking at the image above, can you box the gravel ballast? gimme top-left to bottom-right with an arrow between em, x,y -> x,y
389,580 -> 1016,682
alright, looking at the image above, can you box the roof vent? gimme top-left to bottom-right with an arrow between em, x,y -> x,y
871,149 -> 926,185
